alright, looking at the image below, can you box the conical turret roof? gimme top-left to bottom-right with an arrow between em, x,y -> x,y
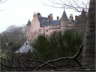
81,9 -> 86,17
61,10 -> 68,19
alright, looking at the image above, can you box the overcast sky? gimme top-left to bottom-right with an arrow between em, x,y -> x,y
0,0 -> 89,33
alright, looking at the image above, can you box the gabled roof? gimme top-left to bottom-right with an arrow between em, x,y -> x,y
38,17 -> 48,23
38,16 -> 61,26
61,10 -> 68,19
42,20 -> 61,26
15,41 -> 37,53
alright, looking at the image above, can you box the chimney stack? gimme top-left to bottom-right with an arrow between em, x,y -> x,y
75,15 -> 79,20
50,14 -> 53,20
33,12 -> 37,17
69,14 -> 73,19
37,13 -> 41,17
48,15 -> 51,20
57,16 -> 59,20
48,14 -> 53,20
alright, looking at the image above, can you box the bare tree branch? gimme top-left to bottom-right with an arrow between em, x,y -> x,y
43,2 -> 64,8
43,0 -> 89,12
0,0 -> 7,3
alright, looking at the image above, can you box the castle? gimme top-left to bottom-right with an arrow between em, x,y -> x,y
26,10 -> 87,43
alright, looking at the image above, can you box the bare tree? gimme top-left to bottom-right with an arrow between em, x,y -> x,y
1,25 -> 27,46
82,0 -> 95,69
44,0 -> 95,69
43,0 -> 89,12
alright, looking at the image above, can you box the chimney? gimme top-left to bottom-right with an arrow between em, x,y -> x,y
57,16 -> 59,20
33,12 -> 36,15
50,14 -> 53,20
75,15 -> 79,20
69,14 -> 73,19
48,15 -> 51,20
33,12 -> 37,17
37,13 -> 41,17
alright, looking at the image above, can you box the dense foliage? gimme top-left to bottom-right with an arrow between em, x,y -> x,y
31,30 -> 83,61
1,29 -> 83,71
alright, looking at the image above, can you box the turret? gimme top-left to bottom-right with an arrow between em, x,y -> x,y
60,10 -> 68,21
33,12 -> 39,20
75,9 -> 87,35
81,9 -> 86,17
60,10 -> 69,30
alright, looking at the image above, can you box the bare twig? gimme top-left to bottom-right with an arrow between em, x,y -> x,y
43,0 -> 89,12
0,0 -> 7,3
43,2 -> 64,8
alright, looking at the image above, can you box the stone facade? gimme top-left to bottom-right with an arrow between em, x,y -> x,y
75,10 -> 87,35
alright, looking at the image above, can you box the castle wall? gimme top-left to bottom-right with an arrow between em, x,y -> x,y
26,15 -> 41,43
27,17 -> 75,43
60,18 -> 68,31
74,15 -> 87,35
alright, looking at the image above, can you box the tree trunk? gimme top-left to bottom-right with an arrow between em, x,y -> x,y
82,0 -> 95,69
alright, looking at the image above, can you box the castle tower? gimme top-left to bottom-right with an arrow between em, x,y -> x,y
26,20 -> 31,42
33,12 -> 39,21
26,12 -> 41,43
60,10 -> 69,31
80,9 -> 87,34
81,9 -> 86,17
75,9 -> 87,35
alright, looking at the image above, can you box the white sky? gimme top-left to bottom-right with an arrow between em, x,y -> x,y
0,0 -> 88,33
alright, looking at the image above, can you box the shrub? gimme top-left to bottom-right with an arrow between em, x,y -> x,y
32,30 -> 83,61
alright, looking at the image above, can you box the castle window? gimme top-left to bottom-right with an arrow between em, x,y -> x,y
39,29 -> 42,32
46,35 -> 48,37
46,30 -> 48,32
